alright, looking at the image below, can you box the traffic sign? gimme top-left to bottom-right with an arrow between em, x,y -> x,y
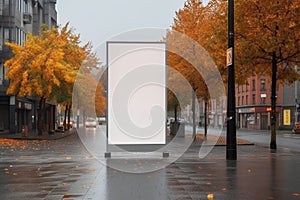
227,47 -> 233,67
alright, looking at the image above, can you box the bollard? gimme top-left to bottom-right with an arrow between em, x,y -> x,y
21,125 -> 28,137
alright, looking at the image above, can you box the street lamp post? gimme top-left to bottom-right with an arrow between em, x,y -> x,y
226,0 -> 237,160
295,66 -> 299,123
77,108 -> 80,129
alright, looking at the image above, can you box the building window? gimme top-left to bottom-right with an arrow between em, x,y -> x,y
24,0 -> 29,13
261,97 -> 266,104
252,79 -> 256,91
4,28 -> 10,42
260,79 -> 266,91
242,96 -> 244,105
16,27 -> 20,45
252,94 -> 256,105
246,95 -> 248,105
3,63 -> 8,81
0,62 -> 3,85
0,1 -> 2,15
3,0 -> 10,15
14,27 -> 25,45
17,0 -> 22,12
238,97 -> 240,106
0,27 -> 2,48
21,30 -> 26,45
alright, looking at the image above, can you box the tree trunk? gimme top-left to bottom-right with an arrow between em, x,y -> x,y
270,52 -> 277,150
204,99 -> 208,138
67,104 -> 71,129
49,105 -> 54,132
174,103 -> 178,122
37,97 -> 46,135
192,91 -> 196,138
64,105 -> 68,130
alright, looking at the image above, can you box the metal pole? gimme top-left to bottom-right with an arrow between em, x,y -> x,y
226,0 -> 237,160
295,66 -> 299,123
77,108 -> 80,129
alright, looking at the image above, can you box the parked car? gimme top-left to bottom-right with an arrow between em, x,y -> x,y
97,117 -> 106,125
59,120 -> 74,128
292,122 -> 300,134
85,117 -> 97,128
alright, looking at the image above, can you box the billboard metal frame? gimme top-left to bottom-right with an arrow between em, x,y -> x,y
105,41 -> 168,158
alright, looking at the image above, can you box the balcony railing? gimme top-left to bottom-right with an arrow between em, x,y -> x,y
23,13 -> 32,24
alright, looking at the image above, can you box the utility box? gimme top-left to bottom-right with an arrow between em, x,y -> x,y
170,121 -> 185,137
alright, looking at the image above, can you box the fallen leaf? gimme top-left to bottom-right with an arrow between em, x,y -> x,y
207,193 -> 214,199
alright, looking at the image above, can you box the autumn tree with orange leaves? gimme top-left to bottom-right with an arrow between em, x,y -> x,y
72,66 -> 106,121
168,0 -> 300,149
194,0 -> 300,149
167,0 -> 214,137
4,24 -> 105,134
234,0 -> 300,149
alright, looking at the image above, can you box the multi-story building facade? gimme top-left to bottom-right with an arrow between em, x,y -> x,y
236,74 -> 283,130
177,73 -> 298,131
180,95 -> 227,128
280,81 -> 300,130
0,0 -> 57,133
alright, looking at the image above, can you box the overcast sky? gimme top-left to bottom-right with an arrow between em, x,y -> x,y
57,1 -> 212,43
57,0 -> 208,60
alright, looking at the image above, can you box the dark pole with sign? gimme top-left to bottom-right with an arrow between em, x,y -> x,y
226,0 -> 237,160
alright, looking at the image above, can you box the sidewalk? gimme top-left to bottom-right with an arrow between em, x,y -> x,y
0,128 -> 75,140
0,129 -> 300,199
85,137 -> 300,200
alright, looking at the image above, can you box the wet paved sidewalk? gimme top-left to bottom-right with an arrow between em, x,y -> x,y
0,129 -> 299,200
0,128 -> 75,140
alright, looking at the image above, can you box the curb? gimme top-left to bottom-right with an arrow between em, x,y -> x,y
0,129 -> 76,140
195,133 -> 254,146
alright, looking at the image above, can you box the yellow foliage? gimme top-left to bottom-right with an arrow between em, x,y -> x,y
169,0 -> 300,88
235,0 -> 300,81
167,0 -> 213,101
3,23 -> 96,105
95,82 -> 106,116
71,64 -> 106,117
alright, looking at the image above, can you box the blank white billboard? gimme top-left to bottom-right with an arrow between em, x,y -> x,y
107,42 -> 166,145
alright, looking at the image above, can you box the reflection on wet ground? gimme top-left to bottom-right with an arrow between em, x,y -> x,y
0,128 -> 300,199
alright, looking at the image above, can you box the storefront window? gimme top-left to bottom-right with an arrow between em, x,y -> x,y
247,114 -> 255,125
0,63 -> 3,85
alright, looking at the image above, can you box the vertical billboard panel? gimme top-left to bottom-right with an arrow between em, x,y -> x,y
107,42 -> 166,145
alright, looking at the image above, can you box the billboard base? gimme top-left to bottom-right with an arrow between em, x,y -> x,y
104,151 -> 169,159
